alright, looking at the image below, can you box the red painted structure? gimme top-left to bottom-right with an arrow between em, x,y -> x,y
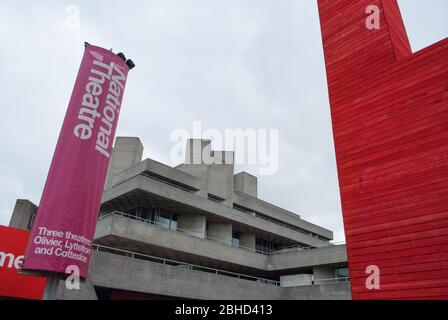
317,0 -> 448,299
0,226 -> 46,300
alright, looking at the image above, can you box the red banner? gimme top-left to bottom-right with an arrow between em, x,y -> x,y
23,44 -> 131,278
0,226 -> 46,299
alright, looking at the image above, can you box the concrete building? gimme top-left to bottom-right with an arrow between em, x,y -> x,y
9,137 -> 350,300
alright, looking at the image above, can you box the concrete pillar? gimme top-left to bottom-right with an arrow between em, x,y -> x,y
178,139 -> 210,199
180,139 -> 235,206
59,277 -> 98,300
185,139 -> 212,164
178,214 -> 206,238
313,266 -> 335,280
208,153 -> 234,207
105,137 -> 143,189
207,222 -> 232,246
240,233 -> 256,251
9,199 -> 38,230
234,172 -> 257,198
176,163 -> 208,198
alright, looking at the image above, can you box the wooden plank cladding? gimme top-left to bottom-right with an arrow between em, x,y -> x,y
317,0 -> 448,299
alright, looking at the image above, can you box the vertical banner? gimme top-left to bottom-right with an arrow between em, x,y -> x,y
23,43 -> 131,278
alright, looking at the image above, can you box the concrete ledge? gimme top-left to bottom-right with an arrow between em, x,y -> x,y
94,214 -> 347,272
109,158 -> 202,191
268,245 -> 348,271
284,283 -> 351,300
101,175 -> 331,248
89,251 -> 351,300
233,192 -> 333,240
90,250 -> 283,300
94,214 -> 268,272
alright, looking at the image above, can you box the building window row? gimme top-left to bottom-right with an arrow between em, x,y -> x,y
121,207 -> 292,254
255,238 -> 281,254
233,204 -> 327,242
138,171 -> 328,242
126,207 -> 178,231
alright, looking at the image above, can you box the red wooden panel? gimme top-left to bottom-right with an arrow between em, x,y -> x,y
0,226 -> 46,299
317,0 -> 448,299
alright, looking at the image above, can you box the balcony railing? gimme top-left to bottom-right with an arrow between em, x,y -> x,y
99,211 -> 319,255
92,243 -> 349,287
313,277 -> 350,285
99,211 -> 263,253
92,243 -> 280,286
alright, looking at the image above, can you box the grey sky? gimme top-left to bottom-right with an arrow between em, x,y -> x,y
0,1 -> 447,242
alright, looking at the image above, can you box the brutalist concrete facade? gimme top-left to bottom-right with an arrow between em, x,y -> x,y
9,137 -> 350,300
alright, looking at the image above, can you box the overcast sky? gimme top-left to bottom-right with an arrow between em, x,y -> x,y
0,1 -> 447,242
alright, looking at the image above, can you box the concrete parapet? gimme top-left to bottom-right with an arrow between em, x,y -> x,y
9,199 -> 37,230
178,214 -> 206,238
105,137 -> 143,189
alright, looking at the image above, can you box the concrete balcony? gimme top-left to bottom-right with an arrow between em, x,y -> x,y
268,244 -> 348,271
101,174 -> 331,248
94,213 -> 268,274
87,250 -> 351,300
94,212 -> 347,274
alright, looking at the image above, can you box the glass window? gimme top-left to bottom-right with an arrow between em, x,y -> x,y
137,207 -> 150,221
124,207 -> 177,230
149,208 -> 159,224
28,214 -> 36,229
157,209 -> 178,230
255,238 -> 279,254
170,214 -> 178,231
127,207 -> 156,223
158,210 -> 171,229
335,267 -> 349,279
255,240 -> 262,253
232,231 -> 241,248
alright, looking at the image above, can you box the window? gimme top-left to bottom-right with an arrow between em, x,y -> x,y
28,213 -> 36,230
170,215 -> 178,231
208,193 -> 225,203
158,211 -> 171,229
335,267 -> 349,279
136,207 -> 150,221
127,207 -> 157,223
126,207 -> 178,230
232,231 -> 241,248
157,209 -> 178,231
255,238 -> 279,254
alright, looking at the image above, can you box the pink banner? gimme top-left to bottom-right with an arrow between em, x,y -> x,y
23,43 -> 131,278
